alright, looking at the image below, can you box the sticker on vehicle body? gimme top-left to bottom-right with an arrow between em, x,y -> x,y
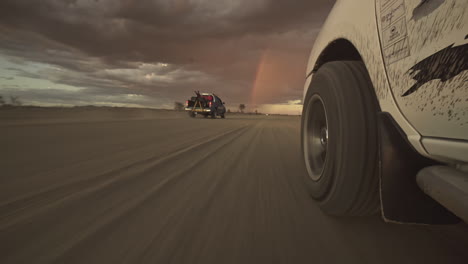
380,0 -> 410,64
403,42 -> 468,96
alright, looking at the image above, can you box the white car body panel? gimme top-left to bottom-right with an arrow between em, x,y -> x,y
304,0 -> 468,163
376,0 -> 467,140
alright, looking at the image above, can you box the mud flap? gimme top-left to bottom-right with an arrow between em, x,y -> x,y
378,112 -> 459,224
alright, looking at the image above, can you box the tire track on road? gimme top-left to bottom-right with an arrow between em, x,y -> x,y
0,125 -> 249,231
135,121 -> 266,264
1,124 -> 252,264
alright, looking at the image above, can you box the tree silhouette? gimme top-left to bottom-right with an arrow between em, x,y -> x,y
174,101 -> 184,111
10,96 -> 21,106
239,104 -> 245,113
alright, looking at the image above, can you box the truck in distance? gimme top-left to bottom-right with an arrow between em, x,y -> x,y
185,91 -> 226,119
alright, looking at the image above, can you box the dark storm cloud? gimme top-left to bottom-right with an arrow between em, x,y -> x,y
0,0 -> 334,107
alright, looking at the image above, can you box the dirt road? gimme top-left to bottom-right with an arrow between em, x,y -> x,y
1,108 -> 468,264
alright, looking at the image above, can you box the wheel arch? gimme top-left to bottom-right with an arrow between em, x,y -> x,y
307,38 -> 381,113
310,38 -> 362,75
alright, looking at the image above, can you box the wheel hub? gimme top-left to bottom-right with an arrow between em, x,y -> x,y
304,94 -> 328,181
320,127 -> 328,148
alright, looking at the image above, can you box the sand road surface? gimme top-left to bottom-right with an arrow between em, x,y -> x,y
1,107 -> 468,264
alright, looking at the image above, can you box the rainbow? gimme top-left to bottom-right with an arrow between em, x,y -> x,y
250,49 -> 269,109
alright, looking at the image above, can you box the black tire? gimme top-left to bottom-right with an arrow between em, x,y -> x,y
203,113 -> 208,118
301,61 -> 380,216
211,112 -> 216,119
188,111 -> 196,118
221,114 -> 225,119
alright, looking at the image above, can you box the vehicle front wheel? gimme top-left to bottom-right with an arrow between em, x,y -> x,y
188,111 -> 196,118
301,61 -> 380,216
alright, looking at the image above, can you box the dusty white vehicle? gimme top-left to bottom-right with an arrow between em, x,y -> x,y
301,0 -> 467,224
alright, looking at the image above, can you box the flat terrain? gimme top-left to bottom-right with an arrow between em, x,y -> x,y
1,107 -> 468,264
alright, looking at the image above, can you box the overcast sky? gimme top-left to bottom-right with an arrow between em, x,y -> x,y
0,0 -> 334,114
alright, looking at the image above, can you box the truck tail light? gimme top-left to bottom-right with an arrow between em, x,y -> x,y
185,100 -> 189,106
209,101 -> 212,107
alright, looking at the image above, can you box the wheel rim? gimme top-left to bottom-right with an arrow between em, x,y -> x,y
304,94 -> 328,181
